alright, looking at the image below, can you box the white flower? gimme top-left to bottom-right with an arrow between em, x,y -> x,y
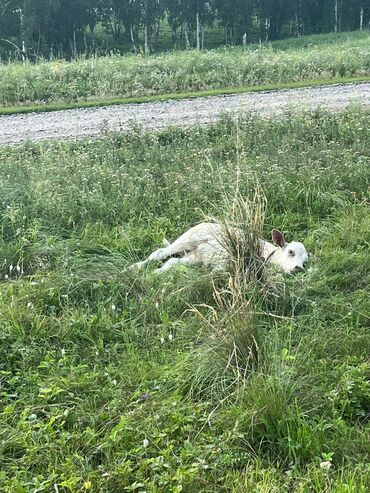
111,304 -> 116,311
320,461 -> 332,471
160,337 -> 165,344
143,438 -> 149,448
168,334 -> 173,342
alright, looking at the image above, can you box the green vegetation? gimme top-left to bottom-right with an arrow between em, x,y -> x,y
0,30 -> 369,110
260,29 -> 370,51
1,75 -> 369,117
0,109 -> 369,491
1,0 -> 367,60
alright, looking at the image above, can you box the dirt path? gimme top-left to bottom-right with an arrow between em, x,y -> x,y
0,82 -> 369,146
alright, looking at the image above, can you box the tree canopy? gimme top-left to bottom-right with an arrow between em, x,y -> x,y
0,0 -> 368,59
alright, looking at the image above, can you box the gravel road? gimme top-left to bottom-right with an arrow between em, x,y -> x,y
0,82 -> 369,146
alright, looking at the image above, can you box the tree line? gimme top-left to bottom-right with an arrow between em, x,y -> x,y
0,0 -> 369,59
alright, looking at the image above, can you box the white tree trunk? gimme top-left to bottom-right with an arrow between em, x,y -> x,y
130,26 -> 136,51
201,24 -> 205,49
360,7 -> 364,30
21,40 -> 26,63
295,13 -> 299,36
196,11 -> 201,50
184,23 -> 191,50
265,17 -> 270,42
144,25 -> 149,54
83,30 -> 87,51
242,33 -> 247,46
334,0 -> 338,33
150,21 -> 159,50
73,29 -> 77,58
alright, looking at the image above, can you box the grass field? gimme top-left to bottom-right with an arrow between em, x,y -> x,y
0,109 -> 369,492
0,31 -> 369,110
90,21 -> 368,54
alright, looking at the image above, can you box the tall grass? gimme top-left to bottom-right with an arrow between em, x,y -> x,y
177,189 -> 268,400
0,110 -> 369,491
0,31 -> 369,107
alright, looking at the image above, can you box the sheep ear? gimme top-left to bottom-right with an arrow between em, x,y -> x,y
272,229 -> 286,247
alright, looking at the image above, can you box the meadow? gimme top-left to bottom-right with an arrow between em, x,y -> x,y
0,31 -> 369,110
0,108 -> 369,492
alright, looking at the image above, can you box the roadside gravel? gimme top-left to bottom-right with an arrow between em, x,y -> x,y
0,82 -> 369,146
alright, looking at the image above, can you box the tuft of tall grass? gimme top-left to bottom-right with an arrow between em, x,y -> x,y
220,187 -> 267,290
177,187 -> 285,402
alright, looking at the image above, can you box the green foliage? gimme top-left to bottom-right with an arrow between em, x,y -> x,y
0,31 -> 369,107
329,358 -> 370,420
0,0 -> 369,59
0,109 -> 369,491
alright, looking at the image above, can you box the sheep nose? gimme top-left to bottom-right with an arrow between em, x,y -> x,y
295,266 -> 304,272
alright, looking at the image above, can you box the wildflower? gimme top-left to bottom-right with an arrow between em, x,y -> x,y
320,461 -> 332,471
160,337 -> 165,344
168,334 -> 173,342
143,438 -> 149,448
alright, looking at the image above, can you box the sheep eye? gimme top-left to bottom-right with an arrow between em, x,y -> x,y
288,250 -> 295,256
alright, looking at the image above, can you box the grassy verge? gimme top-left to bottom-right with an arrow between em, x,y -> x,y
0,31 -> 369,110
0,75 -> 369,116
0,110 -> 369,491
